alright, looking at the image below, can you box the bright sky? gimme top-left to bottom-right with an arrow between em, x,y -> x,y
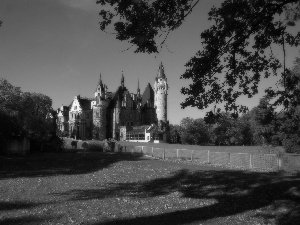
0,0 -> 299,124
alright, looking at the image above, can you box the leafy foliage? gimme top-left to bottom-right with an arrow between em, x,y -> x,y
97,0 -> 200,53
250,97 -> 280,145
0,78 -> 61,151
179,117 -> 213,145
181,0 -> 300,112
98,0 -> 300,112
169,124 -> 181,144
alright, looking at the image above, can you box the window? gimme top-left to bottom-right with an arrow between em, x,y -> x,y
74,106 -> 77,110
131,122 -> 133,126
86,113 -> 89,119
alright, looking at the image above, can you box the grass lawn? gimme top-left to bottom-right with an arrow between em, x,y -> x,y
0,152 -> 299,225
118,141 -> 285,154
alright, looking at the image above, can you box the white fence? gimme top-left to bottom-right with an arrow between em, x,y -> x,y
119,145 -> 281,171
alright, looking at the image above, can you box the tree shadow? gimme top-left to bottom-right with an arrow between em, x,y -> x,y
56,169 -> 300,224
0,201 -> 41,211
0,215 -> 62,225
0,152 -> 145,179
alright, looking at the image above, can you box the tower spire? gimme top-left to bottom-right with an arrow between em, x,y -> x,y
157,62 -> 165,79
99,73 -> 102,86
137,78 -> 140,96
121,71 -> 124,88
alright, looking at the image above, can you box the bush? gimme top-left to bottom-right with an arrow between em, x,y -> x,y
71,140 -> 78,149
87,142 -> 104,152
82,142 -> 89,149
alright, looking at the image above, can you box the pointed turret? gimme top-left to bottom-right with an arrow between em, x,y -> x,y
121,72 -> 124,89
99,73 -> 103,86
157,62 -> 166,79
95,73 -> 106,98
137,78 -> 140,97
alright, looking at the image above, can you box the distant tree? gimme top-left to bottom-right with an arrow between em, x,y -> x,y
211,112 -> 237,145
180,117 -> 212,145
237,113 -> 255,145
0,79 -> 60,151
0,78 -> 23,139
275,55 -> 300,153
169,124 -> 181,144
98,0 -> 300,113
251,97 -> 280,145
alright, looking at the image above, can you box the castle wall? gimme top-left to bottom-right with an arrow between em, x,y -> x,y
93,100 -> 108,140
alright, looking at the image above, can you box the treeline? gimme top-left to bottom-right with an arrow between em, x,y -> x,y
0,78 -> 61,152
170,97 -> 300,153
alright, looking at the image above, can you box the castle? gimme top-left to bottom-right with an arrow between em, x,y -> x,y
57,63 -> 169,142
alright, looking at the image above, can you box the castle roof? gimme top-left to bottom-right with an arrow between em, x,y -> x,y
127,125 -> 150,133
141,83 -> 154,106
68,97 -> 91,111
78,98 -> 92,110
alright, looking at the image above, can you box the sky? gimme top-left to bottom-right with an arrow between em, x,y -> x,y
0,0 -> 299,124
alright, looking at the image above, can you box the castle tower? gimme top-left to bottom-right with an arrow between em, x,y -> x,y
94,73 -> 106,99
92,74 -> 108,140
154,62 -> 168,130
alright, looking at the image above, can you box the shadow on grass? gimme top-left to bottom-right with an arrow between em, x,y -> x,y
58,169 -> 300,225
0,201 -> 41,211
0,215 -> 62,225
0,152 -> 145,179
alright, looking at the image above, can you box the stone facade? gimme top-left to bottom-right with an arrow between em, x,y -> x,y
57,63 -> 169,142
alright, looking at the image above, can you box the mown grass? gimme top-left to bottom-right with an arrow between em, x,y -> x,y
0,152 -> 299,225
119,141 -> 285,154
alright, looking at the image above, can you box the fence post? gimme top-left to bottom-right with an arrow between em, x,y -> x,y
152,147 -> 153,157
177,149 -> 179,160
208,150 -> 210,163
163,148 -> 165,160
191,150 -> 193,161
249,154 -> 252,168
278,154 -> 283,171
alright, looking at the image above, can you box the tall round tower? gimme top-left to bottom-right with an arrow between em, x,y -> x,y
154,62 -> 168,130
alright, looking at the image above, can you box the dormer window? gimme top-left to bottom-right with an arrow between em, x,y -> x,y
74,106 -> 77,110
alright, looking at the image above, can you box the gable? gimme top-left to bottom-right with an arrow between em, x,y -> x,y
141,83 -> 154,106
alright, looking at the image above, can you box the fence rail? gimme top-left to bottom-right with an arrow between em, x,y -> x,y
117,145 -> 299,171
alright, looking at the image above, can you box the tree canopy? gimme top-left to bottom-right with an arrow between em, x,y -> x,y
0,78 -> 56,146
97,0 -> 300,113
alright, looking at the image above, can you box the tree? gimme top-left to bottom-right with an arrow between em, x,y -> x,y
169,124 -> 181,144
180,117 -> 212,145
275,55 -> 300,152
0,78 -> 23,140
251,97 -> 280,145
0,79 -> 60,151
98,0 -> 300,113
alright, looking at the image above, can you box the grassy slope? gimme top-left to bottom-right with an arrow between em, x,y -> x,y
0,152 -> 299,225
